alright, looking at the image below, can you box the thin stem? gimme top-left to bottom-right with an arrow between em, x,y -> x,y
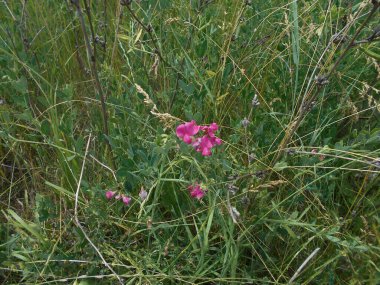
74,135 -> 124,285
270,2 -> 379,168
71,0 -> 114,168
122,3 -> 181,75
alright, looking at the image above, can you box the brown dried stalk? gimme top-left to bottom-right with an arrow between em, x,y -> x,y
71,0 -> 114,166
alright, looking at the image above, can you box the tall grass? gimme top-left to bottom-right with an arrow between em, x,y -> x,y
1,0 -> 379,284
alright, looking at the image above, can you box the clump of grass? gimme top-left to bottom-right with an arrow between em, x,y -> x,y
1,1 -> 379,284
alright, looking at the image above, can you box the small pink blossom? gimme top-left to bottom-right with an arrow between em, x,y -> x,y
188,183 -> 206,200
122,195 -> 131,205
176,120 -> 200,144
105,191 -> 116,199
193,135 -> 222,156
201,122 -> 218,136
311,148 -> 325,161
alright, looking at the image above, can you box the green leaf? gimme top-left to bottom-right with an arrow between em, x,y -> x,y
360,47 -> 380,60
12,76 -> 28,94
273,161 -> 288,171
179,80 -> 195,96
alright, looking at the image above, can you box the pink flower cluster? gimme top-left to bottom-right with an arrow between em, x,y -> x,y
188,183 -> 207,200
105,191 -> 131,205
176,121 -> 222,156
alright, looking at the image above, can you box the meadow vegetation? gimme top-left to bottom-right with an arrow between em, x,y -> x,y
1,0 -> 380,284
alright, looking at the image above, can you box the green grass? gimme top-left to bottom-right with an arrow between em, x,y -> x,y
1,0 -> 379,284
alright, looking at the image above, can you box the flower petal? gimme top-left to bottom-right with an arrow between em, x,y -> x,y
105,191 -> 115,199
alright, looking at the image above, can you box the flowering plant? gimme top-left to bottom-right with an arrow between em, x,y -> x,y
176,121 -> 222,156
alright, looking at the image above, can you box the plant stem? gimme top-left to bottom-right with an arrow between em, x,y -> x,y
71,0 -> 114,168
270,1 -> 379,168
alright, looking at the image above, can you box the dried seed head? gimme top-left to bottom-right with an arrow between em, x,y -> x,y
315,75 -> 329,86
241,195 -> 250,205
241,117 -> 250,128
248,153 -> 256,163
254,170 -> 266,179
147,217 -> 153,229
228,205 -> 241,224
252,94 -> 260,107
285,148 -> 296,155
228,174 -> 238,181
120,0 -> 132,5
139,187 -> 148,201
227,183 -> 239,195
331,33 -> 348,45
369,25 -> 380,41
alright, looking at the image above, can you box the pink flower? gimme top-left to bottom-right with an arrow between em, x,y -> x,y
188,183 -> 206,200
176,120 -> 200,144
176,121 -> 222,156
122,195 -> 131,205
193,135 -> 222,156
105,191 -> 115,199
201,122 -> 218,135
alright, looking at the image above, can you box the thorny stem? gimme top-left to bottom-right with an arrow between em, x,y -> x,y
71,0 -> 115,169
270,2 -> 379,169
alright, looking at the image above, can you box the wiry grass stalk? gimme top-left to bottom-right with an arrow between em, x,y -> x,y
270,1 -> 380,168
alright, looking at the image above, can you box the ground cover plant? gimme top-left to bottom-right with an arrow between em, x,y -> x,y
1,0 -> 380,284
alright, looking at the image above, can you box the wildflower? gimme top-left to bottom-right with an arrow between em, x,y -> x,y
193,135 -> 222,156
139,187 -> 148,201
176,120 -> 200,144
188,183 -> 207,200
122,195 -> 131,205
241,117 -> 250,128
311,148 -> 325,161
201,122 -> 219,135
105,191 -> 116,199
176,121 -> 222,156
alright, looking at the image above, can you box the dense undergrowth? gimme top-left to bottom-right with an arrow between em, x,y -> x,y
1,0 -> 379,284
